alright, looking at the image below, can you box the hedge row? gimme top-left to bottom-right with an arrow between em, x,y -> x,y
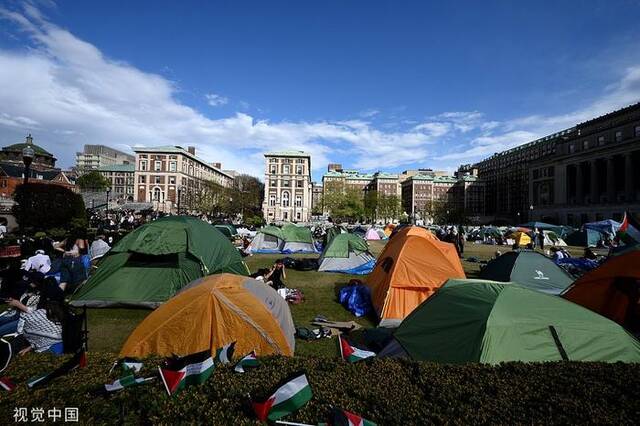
2,352 -> 640,424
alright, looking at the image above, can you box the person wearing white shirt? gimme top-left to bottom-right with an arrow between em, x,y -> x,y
22,250 -> 51,274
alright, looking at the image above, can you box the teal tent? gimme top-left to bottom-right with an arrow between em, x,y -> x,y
479,250 -> 573,294
380,279 -> 640,363
71,216 -> 248,308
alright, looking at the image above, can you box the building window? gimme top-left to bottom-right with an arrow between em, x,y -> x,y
635,126 -> 640,137
169,176 -> 176,185
140,160 -> 148,171
169,161 -> 177,172
296,180 -> 304,188
295,195 -> 302,207
269,194 -> 276,207
270,180 -> 277,187
153,187 -> 163,201
568,143 -> 575,154
597,136 -> 605,146
154,161 -> 161,171
283,165 -> 291,174
269,158 -> 277,163
138,175 -> 146,183
296,165 -> 303,175
154,176 -> 161,184
614,131 -> 622,142
269,165 -> 277,174
283,180 -> 290,187
296,212 -> 301,220
282,191 -> 290,207
582,140 -> 589,150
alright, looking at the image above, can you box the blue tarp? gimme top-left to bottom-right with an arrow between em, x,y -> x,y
323,259 -> 376,275
339,285 -> 373,317
583,220 -> 621,236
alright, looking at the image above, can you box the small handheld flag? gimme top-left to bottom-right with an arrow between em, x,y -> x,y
252,373 -> 312,422
330,407 -> 377,426
0,376 -> 16,392
214,341 -> 236,365
338,336 -> 375,363
158,350 -> 214,396
104,374 -> 154,393
234,351 -> 259,373
27,350 -> 87,389
110,358 -> 143,374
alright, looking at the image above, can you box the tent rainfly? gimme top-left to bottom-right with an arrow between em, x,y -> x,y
281,223 -> 317,253
247,226 -> 285,253
318,233 -> 376,274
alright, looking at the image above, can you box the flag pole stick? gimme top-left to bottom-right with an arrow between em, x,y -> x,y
275,421 -> 315,426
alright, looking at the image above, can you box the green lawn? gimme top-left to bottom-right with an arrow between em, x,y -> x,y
85,242 -> 588,357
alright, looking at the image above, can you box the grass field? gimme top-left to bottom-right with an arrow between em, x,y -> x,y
85,242 -> 590,357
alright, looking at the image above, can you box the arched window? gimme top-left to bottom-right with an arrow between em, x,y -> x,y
269,194 -> 276,206
282,191 -> 290,207
152,187 -> 163,202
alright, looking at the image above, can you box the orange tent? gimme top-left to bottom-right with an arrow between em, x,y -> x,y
365,226 -> 465,326
563,248 -> 640,327
120,274 -> 295,358
383,224 -> 396,237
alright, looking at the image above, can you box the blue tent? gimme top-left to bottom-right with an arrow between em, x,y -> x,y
565,229 -> 603,247
583,220 -> 621,236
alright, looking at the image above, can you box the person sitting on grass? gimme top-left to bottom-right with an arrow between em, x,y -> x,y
6,285 -> 64,355
264,260 -> 286,290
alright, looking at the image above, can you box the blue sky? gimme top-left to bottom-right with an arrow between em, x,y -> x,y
1,0 -> 640,181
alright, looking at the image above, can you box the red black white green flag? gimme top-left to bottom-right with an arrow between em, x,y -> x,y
214,341 -> 236,365
234,350 -> 259,373
330,407 -> 377,426
338,336 -> 375,363
252,373 -> 313,421
27,350 -> 87,389
104,374 -> 154,393
0,376 -> 15,392
110,357 -> 143,374
158,350 -> 214,396
618,212 -> 640,245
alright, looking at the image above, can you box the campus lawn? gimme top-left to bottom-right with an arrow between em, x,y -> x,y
85,242 -> 589,357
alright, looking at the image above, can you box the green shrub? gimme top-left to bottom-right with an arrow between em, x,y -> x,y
1,353 -> 639,424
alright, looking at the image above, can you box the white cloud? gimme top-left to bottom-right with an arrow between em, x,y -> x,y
359,108 -> 380,118
205,93 -> 228,107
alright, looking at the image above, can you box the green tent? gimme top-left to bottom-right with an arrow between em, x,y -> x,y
214,223 -> 238,239
380,279 -> 640,363
281,223 -> 317,253
71,216 -> 248,308
247,225 -> 285,253
318,233 -> 375,274
479,250 -> 573,295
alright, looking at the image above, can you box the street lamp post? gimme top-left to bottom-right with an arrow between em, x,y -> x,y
177,185 -> 182,215
20,144 -> 35,233
529,204 -> 534,221
106,188 -> 111,215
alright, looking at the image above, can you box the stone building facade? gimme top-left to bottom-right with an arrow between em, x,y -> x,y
76,145 -> 134,172
529,103 -> 640,225
133,146 -> 234,213
262,151 -> 313,222
98,164 -> 135,202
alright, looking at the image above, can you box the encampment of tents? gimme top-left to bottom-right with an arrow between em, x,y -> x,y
247,225 -> 285,253
281,223 -> 317,253
71,216 -> 248,308
563,247 -> 640,328
383,224 -> 396,237
583,219 -> 621,236
318,233 -> 376,274
565,228 -> 603,247
365,226 -> 465,326
120,274 -> 295,358
543,230 -> 567,246
214,224 -> 238,240
365,228 -> 381,240
379,279 -> 640,363
479,250 -> 573,294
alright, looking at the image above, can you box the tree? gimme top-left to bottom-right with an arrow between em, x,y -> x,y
377,194 -> 401,222
77,171 -> 110,191
320,183 -> 364,223
230,174 -> 264,222
363,190 -> 378,223
13,182 -> 87,232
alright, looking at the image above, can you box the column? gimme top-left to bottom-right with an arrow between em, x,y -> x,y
625,153 -> 634,202
555,164 -> 567,204
575,162 -> 584,204
590,160 -> 599,204
606,157 -> 615,204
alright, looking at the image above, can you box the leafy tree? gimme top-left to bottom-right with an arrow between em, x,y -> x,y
77,171 -> 111,191
230,174 -> 264,222
377,194 -> 401,222
320,182 -> 364,223
363,190 -> 378,222
13,183 -> 87,232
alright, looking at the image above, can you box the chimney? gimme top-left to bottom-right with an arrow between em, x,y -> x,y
187,146 -> 196,155
212,162 -> 222,169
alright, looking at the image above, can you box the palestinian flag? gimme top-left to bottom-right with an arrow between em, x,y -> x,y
618,212 -> 640,245
158,350 -> 214,396
339,336 -> 375,363
330,408 -> 377,426
27,350 -> 87,389
110,358 -> 143,374
0,376 -> 15,392
104,374 -> 154,393
234,351 -> 259,373
214,341 -> 236,365
252,373 -> 312,421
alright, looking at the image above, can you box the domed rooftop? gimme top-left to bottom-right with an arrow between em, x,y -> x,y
3,134 -> 53,157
